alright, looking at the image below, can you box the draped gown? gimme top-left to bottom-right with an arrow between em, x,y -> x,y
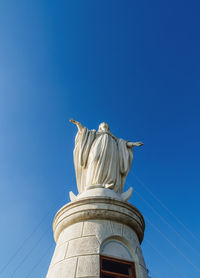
73,127 -> 133,193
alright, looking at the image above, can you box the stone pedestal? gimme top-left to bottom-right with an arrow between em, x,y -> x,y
46,193 -> 149,278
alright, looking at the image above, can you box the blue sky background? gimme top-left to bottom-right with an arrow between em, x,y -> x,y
0,1 -> 200,277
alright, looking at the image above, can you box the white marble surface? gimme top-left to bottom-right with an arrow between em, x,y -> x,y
70,187 -> 133,202
70,119 -> 143,194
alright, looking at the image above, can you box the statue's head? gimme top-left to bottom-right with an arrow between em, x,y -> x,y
98,122 -> 110,132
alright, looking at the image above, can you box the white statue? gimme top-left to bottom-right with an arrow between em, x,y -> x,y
70,119 -> 143,195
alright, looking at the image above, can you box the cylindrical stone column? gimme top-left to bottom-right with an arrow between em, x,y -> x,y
46,195 -> 149,278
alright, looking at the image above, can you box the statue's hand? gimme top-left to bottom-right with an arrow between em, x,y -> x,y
70,118 -> 77,124
127,141 -> 144,148
69,119 -> 83,131
134,141 -> 144,147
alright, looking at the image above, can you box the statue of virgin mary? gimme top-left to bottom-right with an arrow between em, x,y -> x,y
70,119 -> 143,194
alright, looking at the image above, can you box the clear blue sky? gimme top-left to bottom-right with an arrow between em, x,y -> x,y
0,1 -> 200,277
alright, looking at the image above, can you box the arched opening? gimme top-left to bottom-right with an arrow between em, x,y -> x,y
100,239 -> 136,278
101,238 -> 133,261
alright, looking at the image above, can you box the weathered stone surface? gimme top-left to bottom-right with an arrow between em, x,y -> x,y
76,255 -> 99,277
53,197 -> 145,243
70,186 -> 133,202
136,246 -> 147,268
135,262 -> 142,278
101,239 -> 133,261
82,220 -> 112,244
49,242 -> 68,267
110,221 -> 123,236
135,262 -> 149,278
77,187 -> 123,201
47,257 -> 77,278
46,196 -> 148,278
123,224 -> 140,250
57,222 -> 83,245
66,236 -> 99,258
141,266 -> 149,278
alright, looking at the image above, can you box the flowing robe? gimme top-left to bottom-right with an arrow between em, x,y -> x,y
73,127 -> 133,193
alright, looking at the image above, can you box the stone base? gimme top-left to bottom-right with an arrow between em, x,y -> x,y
46,197 -> 148,278
70,187 -> 134,202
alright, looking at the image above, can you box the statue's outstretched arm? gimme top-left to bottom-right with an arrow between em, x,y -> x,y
69,119 -> 83,132
127,141 -> 144,148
